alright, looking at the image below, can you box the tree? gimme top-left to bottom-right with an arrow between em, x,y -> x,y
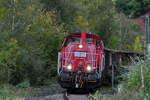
0,0 -> 65,85
0,0 -> 4,20
41,0 -> 120,49
0,39 -> 19,84
0,0 -> 20,84
88,0 -> 120,49
116,13 -> 140,50
115,0 -> 150,18
134,36 -> 143,52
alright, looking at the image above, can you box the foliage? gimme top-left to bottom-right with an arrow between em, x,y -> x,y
126,58 -> 150,91
22,10 -> 64,85
41,0 -> 120,49
0,85 -> 29,100
16,80 -> 30,88
90,58 -> 150,100
115,0 -> 150,18
88,90 -> 101,100
116,13 -> 145,51
0,0 -> 64,86
117,58 -> 150,100
0,37 -> 20,84
88,0 -> 120,49
134,36 -> 143,52
42,0 -> 146,50
0,0 -> 4,20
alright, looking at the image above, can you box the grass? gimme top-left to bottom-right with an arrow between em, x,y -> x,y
88,89 -> 145,100
0,85 -> 31,100
89,58 -> 150,100
0,78 -> 62,100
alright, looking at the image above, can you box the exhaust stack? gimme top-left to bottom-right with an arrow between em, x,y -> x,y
81,32 -> 86,44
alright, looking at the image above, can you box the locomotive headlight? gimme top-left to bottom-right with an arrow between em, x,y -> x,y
87,65 -> 92,71
67,64 -> 72,70
79,44 -> 83,48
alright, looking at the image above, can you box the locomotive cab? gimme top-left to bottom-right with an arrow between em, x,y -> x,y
58,32 -> 105,89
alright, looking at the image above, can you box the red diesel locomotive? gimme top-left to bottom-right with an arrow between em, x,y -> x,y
57,32 -> 105,89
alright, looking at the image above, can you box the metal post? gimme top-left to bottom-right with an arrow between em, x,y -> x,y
57,52 -> 61,75
145,16 -> 150,56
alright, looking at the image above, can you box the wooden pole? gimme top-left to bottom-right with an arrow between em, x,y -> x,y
141,65 -> 144,88
112,64 -> 114,90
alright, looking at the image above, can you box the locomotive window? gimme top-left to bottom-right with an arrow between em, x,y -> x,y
96,40 -> 102,50
64,36 -> 81,47
64,37 -> 94,47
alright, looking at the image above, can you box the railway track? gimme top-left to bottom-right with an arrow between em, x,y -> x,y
25,88 -> 93,100
25,88 -> 89,100
63,91 -> 89,100
25,86 -> 113,100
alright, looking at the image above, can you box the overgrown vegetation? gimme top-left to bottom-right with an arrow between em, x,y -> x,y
121,58 -> 150,100
0,0 -> 64,86
89,58 -> 150,100
115,0 -> 150,18
0,85 -> 30,100
0,0 -> 147,91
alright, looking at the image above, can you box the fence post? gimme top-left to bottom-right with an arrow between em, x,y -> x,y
145,16 -> 150,56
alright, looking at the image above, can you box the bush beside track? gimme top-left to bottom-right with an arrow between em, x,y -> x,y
90,58 -> 150,100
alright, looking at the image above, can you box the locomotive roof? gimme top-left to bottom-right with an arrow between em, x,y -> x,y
66,32 -> 101,40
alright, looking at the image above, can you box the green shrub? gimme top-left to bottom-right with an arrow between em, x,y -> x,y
90,58 -> 150,100
119,58 -> 150,100
0,85 -> 29,100
16,80 -> 30,88
126,58 -> 150,90
88,90 -> 101,100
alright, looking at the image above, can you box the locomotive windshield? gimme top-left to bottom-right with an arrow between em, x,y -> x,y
64,36 -> 94,47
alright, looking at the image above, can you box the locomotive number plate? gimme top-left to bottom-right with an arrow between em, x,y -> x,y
74,52 -> 86,57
